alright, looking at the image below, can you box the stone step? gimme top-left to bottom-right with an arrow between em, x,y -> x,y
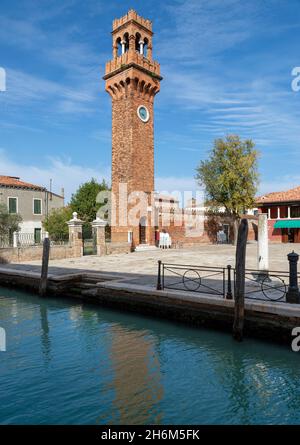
84,278 -> 101,284
135,244 -> 158,252
77,282 -> 98,289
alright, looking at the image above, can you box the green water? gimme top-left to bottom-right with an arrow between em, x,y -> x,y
0,286 -> 299,425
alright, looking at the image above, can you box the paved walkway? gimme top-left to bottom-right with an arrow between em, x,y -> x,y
2,242 -> 296,277
0,242 -> 296,302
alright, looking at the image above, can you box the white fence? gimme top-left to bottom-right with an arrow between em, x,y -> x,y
12,232 -> 69,247
13,231 -> 48,247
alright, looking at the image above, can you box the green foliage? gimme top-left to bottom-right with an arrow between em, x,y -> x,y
70,178 -> 109,223
0,203 -> 22,243
196,135 -> 259,217
43,206 -> 73,241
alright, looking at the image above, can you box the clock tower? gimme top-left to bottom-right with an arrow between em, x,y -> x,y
104,9 -> 162,247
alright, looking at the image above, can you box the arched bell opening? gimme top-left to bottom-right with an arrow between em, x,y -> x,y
123,32 -> 129,52
144,37 -> 149,57
116,37 -> 122,57
135,32 -> 141,52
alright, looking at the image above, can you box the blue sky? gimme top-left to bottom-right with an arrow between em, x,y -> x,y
1,0 -> 300,201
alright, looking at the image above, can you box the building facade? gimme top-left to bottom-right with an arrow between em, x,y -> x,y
256,186 -> 300,243
104,9 -> 162,248
0,176 -> 64,243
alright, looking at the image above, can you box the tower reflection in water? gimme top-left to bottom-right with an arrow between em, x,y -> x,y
100,325 -> 163,425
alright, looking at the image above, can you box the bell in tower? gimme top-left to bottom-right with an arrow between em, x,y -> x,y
103,9 -> 162,248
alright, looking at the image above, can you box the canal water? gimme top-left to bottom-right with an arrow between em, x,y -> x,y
0,286 -> 300,425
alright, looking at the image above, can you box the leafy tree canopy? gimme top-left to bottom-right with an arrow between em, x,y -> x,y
0,203 -> 22,242
70,178 -> 109,222
196,135 -> 259,217
43,206 -> 73,241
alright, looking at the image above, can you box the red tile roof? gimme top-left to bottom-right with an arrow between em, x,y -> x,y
256,186 -> 300,204
0,176 -> 45,191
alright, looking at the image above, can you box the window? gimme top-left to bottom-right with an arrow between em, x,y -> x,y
33,199 -> 42,215
280,206 -> 288,218
8,197 -> 17,214
270,207 -> 277,219
291,206 -> 300,218
34,228 -> 41,244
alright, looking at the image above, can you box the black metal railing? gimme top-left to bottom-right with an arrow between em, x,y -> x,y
157,261 -> 226,297
157,260 -> 300,304
234,268 -> 290,303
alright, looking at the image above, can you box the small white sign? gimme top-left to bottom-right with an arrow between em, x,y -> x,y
0,327 -> 6,352
0,67 -> 6,92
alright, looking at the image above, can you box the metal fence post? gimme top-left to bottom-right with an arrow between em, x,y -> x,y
157,260 -> 162,290
226,265 -> 233,299
286,251 -> 300,304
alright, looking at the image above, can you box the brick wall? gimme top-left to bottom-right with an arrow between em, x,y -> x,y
159,214 -> 258,245
0,244 -> 77,264
105,242 -> 131,255
267,219 -> 282,243
108,72 -> 158,246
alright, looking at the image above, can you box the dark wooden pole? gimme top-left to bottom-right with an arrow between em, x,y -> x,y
39,237 -> 50,297
226,265 -> 233,299
157,260 -> 162,290
233,218 -> 248,341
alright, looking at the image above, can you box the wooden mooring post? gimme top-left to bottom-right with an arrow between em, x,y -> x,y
39,237 -> 50,297
157,260 -> 162,290
233,218 -> 248,341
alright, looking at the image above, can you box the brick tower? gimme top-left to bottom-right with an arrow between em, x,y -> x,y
104,9 -> 162,247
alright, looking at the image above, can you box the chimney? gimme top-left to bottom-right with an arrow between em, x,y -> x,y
61,187 -> 65,204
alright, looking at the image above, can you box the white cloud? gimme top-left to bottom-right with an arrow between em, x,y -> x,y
156,176 -> 198,193
0,147 -> 204,201
0,5 -> 107,123
1,146 -> 297,207
0,67 -> 101,123
160,0 -> 260,62
0,149 -> 110,202
260,176 -> 300,196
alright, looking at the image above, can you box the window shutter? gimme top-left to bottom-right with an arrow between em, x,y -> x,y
9,198 -> 17,214
34,199 -> 41,214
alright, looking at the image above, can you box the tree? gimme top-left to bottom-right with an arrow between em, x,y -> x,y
196,135 -> 259,244
43,206 -> 73,241
0,203 -> 22,246
70,178 -> 109,223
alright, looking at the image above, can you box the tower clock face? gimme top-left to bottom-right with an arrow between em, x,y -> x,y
137,105 -> 150,123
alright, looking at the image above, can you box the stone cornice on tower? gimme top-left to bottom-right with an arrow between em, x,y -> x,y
103,52 -> 162,80
112,9 -> 153,34
104,68 -> 160,102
